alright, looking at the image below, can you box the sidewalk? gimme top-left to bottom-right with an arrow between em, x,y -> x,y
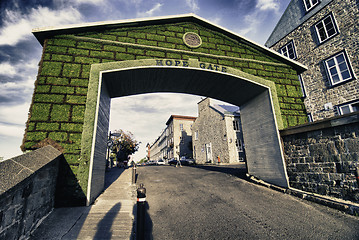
30,168 -> 136,240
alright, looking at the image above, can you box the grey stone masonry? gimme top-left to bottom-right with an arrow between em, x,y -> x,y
281,113 -> 359,202
0,146 -> 62,240
269,0 -> 359,121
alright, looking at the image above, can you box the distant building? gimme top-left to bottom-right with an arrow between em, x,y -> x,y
192,98 -> 245,164
150,115 -> 196,161
266,0 -> 359,121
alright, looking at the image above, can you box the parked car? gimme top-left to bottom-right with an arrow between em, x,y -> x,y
168,158 -> 177,165
156,159 -> 165,165
180,157 -> 195,165
168,157 -> 195,166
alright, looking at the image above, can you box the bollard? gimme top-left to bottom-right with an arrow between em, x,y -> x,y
132,164 -> 137,184
137,184 -> 146,240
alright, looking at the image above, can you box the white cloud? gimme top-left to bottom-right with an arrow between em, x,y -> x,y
256,0 -> 279,12
185,0 -> 199,12
137,3 -> 163,17
0,6 -> 82,46
0,62 -> 16,76
73,0 -> 104,5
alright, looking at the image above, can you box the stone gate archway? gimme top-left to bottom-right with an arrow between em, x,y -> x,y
24,14 -> 307,206
84,59 -> 288,204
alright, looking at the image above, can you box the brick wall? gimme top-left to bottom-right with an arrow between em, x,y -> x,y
281,113 -> 359,202
270,0 -> 359,121
23,20 -> 306,204
0,146 -> 62,239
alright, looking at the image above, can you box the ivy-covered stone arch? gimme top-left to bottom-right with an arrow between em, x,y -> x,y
23,14 -> 307,206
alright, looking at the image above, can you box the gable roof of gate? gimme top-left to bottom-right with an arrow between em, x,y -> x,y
32,13 -> 307,73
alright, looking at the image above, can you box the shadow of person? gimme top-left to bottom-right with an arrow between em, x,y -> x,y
94,202 -> 122,239
131,201 -> 153,240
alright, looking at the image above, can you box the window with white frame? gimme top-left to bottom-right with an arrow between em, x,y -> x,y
324,51 -> 354,85
233,119 -> 240,131
180,123 -> 183,131
314,13 -> 338,43
195,130 -> 198,140
298,75 -> 306,97
280,41 -> 297,60
307,113 -> 313,123
235,139 -> 243,152
303,0 -> 319,12
337,101 -> 359,115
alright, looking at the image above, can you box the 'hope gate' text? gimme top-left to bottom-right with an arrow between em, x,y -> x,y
156,59 -> 227,73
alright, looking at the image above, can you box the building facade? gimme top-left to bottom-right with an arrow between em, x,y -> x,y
192,98 -> 245,164
266,0 -> 359,121
150,115 -> 196,161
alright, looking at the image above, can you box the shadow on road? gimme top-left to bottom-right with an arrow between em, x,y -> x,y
131,198 -> 153,239
104,167 -> 125,189
94,203 -> 122,239
193,164 -> 248,180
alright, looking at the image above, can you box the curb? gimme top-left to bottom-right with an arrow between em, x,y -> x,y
246,174 -> 359,217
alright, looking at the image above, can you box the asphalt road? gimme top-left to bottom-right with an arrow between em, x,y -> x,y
136,164 -> 359,240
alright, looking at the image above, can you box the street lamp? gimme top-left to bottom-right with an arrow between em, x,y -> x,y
107,131 -> 121,169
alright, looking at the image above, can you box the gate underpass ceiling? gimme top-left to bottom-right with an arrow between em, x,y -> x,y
103,67 -> 267,106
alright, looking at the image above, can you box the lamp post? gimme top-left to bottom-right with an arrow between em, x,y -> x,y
107,131 -> 121,169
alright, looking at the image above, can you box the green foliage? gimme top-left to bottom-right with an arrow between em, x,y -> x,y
72,105 -> 85,122
26,131 -> 47,141
52,54 -> 73,62
66,95 -> 87,104
70,78 -> 89,87
30,104 -> 50,121
61,123 -> 83,132
51,104 -> 70,121
34,94 -> 64,103
62,63 -> 81,77
111,129 -> 140,162
49,132 -> 68,141
77,41 -> 102,50
41,61 -> 63,76
36,122 -> 59,131
47,77 -> 69,85
36,85 -> 51,93
51,86 -> 75,94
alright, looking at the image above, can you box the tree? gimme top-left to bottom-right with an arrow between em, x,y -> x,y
111,129 -> 140,162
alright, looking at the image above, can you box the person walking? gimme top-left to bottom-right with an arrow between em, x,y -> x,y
176,158 -> 182,168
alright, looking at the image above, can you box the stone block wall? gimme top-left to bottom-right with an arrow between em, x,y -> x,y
281,113 -> 359,202
0,146 -> 62,240
270,0 -> 359,121
23,20 -> 306,204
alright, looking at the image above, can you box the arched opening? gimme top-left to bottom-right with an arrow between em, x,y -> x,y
83,59 -> 288,205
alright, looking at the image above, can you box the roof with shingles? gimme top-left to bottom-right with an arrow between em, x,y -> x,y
265,0 -> 334,47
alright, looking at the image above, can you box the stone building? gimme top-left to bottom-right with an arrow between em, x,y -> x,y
150,115 -> 196,161
266,0 -> 359,121
192,98 -> 245,164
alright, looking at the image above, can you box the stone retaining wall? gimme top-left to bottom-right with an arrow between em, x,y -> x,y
281,113 -> 359,202
0,146 -> 62,240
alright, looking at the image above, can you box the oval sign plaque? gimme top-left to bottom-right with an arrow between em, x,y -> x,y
183,32 -> 202,48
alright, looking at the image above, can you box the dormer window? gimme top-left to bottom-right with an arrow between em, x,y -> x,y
280,41 -> 297,60
303,0 -> 319,12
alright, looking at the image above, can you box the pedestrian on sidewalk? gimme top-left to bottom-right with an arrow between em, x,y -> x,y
176,158 -> 182,168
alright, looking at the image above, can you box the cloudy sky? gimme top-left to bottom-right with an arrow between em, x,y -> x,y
0,0 -> 290,161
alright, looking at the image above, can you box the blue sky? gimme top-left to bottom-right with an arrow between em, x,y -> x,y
0,0 -> 290,161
